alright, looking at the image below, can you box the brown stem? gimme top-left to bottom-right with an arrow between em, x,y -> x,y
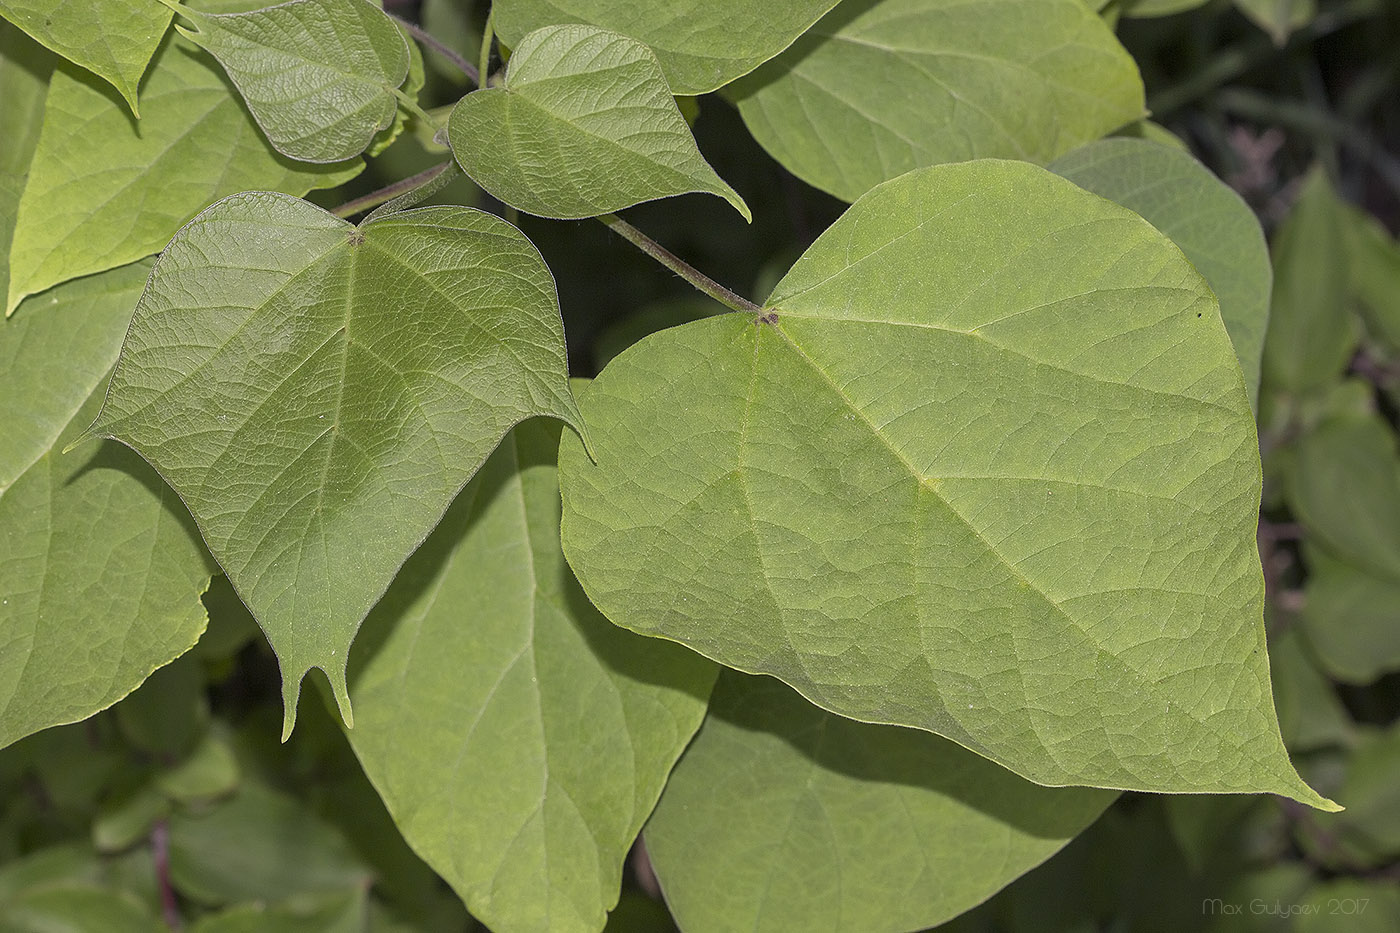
599,214 -> 761,314
152,819 -> 182,929
389,14 -> 480,86
332,160 -> 454,219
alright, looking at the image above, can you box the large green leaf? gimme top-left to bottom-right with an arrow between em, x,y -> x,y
0,261 -> 213,750
0,0 -> 170,113
728,0 -> 1145,202
190,889 -> 368,933
493,0 -> 841,95
87,192 -> 586,737
646,671 -> 1114,932
347,418 -> 714,933
162,0 -> 411,162
0,883 -> 160,932
1049,138 -> 1272,410
559,159 -> 1332,808
1288,414 -> 1400,583
1261,169 -> 1357,396
1345,203 -> 1400,354
4,34 -> 360,317
1300,545 -> 1400,686
448,24 -> 748,221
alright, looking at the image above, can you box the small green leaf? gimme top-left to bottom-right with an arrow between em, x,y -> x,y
1122,0 -> 1212,15
559,159 -> 1332,808
1288,414 -> 1400,583
1050,138 -> 1272,409
0,261 -> 213,750
93,784 -> 171,854
1235,0 -> 1316,45
0,0 -> 170,113
114,655 -> 208,759
0,883 -> 160,932
4,33 -> 361,316
493,0 -> 842,95
347,418 -> 715,933
1294,724 -> 1400,870
728,0 -> 1145,202
190,889 -> 368,933
1344,203 -> 1400,354
169,781 -> 371,905
157,732 -> 241,803
89,192 -> 585,737
448,25 -> 748,221
1299,545 -> 1400,686
1261,169 -> 1357,396
162,0 -> 411,162
647,672 -> 1114,932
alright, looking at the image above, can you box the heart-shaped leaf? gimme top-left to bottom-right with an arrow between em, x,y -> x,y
559,159 -> 1333,809
1049,139 -> 1272,410
448,24 -> 748,221
728,0 -> 1145,202
88,191 -> 585,737
1,261 -> 213,750
647,671 -> 1115,932
160,0 -> 411,162
0,0 -> 171,114
492,0 -> 842,96
347,418 -> 715,933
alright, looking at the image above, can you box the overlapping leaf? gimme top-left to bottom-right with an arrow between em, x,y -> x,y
0,19 -> 50,177
647,671 -> 1114,932
493,0 -> 841,95
0,261 -> 213,750
1236,0 -> 1316,45
161,0 -> 411,162
4,31 -> 360,316
559,159 -> 1332,808
1261,169 -> 1357,395
728,0 -> 1145,201
87,191 -> 586,737
0,0 -> 170,112
448,25 -> 748,220
347,419 -> 715,933
1049,138 -> 1272,408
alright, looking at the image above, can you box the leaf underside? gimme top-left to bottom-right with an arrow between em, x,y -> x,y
89,191 -> 584,738
492,0 -> 842,95
347,419 -> 715,933
558,159 -> 1333,809
449,24 -> 749,221
647,671 -> 1116,932
729,0 -> 1147,202
167,0 -> 410,163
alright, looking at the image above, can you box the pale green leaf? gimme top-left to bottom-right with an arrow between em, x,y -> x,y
1269,626 -> 1352,752
366,23 -> 425,159
1235,0 -> 1316,45
4,34 -> 361,317
0,19 -> 51,176
347,419 -> 714,933
169,781 -> 371,905
1344,203 -> 1400,354
1288,414 -> 1400,583
1049,138 -> 1272,409
190,889 -> 368,933
1300,545 -> 1400,686
0,0 -> 170,113
646,671 -> 1114,933
0,883 -> 160,932
88,192 -> 585,737
157,731 -> 241,802
493,0 -> 841,95
559,159 -> 1332,808
93,784 -> 171,854
448,24 -> 748,220
1261,169 -> 1357,396
728,0 -> 1145,202
163,0 -> 411,162
1122,0 -> 1212,16
0,261 -> 213,750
